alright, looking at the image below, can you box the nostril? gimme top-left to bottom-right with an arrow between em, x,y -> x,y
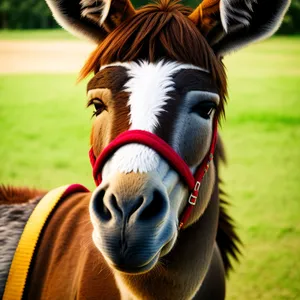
110,194 -> 123,218
93,190 -> 111,221
139,190 -> 167,221
128,196 -> 144,219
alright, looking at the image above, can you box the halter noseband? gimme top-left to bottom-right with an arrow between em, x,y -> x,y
89,117 -> 218,230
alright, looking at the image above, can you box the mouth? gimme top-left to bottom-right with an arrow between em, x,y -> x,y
92,219 -> 178,275
108,252 -> 160,275
93,230 -> 162,274
105,233 -> 177,275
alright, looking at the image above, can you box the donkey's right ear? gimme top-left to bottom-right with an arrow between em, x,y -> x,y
45,0 -> 136,43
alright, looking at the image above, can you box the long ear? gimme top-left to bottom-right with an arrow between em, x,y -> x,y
45,0 -> 135,43
189,0 -> 290,57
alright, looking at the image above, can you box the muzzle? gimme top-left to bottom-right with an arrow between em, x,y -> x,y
89,117 -> 218,229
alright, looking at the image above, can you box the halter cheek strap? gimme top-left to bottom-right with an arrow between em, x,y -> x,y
89,118 -> 218,229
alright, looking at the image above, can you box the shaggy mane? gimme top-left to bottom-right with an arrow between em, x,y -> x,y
79,0 -> 227,116
217,196 -> 242,274
214,139 -> 242,274
0,185 -> 46,205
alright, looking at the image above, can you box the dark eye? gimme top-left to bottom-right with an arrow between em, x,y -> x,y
87,98 -> 106,117
191,101 -> 216,119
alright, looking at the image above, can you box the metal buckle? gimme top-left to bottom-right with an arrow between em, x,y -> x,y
188,181 -> 201,205
188,194 -> 197,205
194,181 -> 201,191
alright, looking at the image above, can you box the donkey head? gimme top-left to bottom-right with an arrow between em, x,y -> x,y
46,0 -> 289,274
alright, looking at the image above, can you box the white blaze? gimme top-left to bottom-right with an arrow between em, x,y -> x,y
100,60 -> 207,176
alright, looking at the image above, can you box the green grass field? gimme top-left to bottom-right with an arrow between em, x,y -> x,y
0,36 -> 300,299
0,29 -> 77,40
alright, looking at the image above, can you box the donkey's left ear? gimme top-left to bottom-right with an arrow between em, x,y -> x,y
189,0 -> 290,57
45,0 -> 135,43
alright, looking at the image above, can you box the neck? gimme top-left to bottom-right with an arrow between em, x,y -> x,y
114,182 -> 219,300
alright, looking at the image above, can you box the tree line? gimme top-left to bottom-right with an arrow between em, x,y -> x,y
0,0 -> 299,34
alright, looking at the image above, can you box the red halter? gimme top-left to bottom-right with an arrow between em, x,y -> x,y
89,117 -> 218,230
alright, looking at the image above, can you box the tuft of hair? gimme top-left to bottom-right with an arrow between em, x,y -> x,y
217,190 -> 242,274
0,185 -> 46,205
79,0 -> 227,117
214,138 -> 242,275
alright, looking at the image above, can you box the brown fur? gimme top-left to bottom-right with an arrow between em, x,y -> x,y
25,192 -> 121,299
189,0 -> 221,35
87,67 -> 131,156
0,185 -> 46,205
102,0 -> 136,32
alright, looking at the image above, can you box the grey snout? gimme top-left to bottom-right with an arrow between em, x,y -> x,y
90,173 -> 175,273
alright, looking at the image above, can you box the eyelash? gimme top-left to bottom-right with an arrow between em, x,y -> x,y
191,101 -> 217,119
87,98 -> 106,117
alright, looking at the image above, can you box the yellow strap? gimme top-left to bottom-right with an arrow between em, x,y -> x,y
3,185 -> 71,300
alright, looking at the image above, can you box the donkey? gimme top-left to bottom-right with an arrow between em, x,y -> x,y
0,0 -> 290,299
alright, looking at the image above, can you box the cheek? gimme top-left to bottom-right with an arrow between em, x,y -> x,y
91,113 -> 111,156
186,164 -> 216,226
91,105 -> 130,157
178,114 -> 212,166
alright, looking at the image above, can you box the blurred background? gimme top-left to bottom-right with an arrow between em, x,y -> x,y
0,1 -> 299,299
0,0 -> 300,34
